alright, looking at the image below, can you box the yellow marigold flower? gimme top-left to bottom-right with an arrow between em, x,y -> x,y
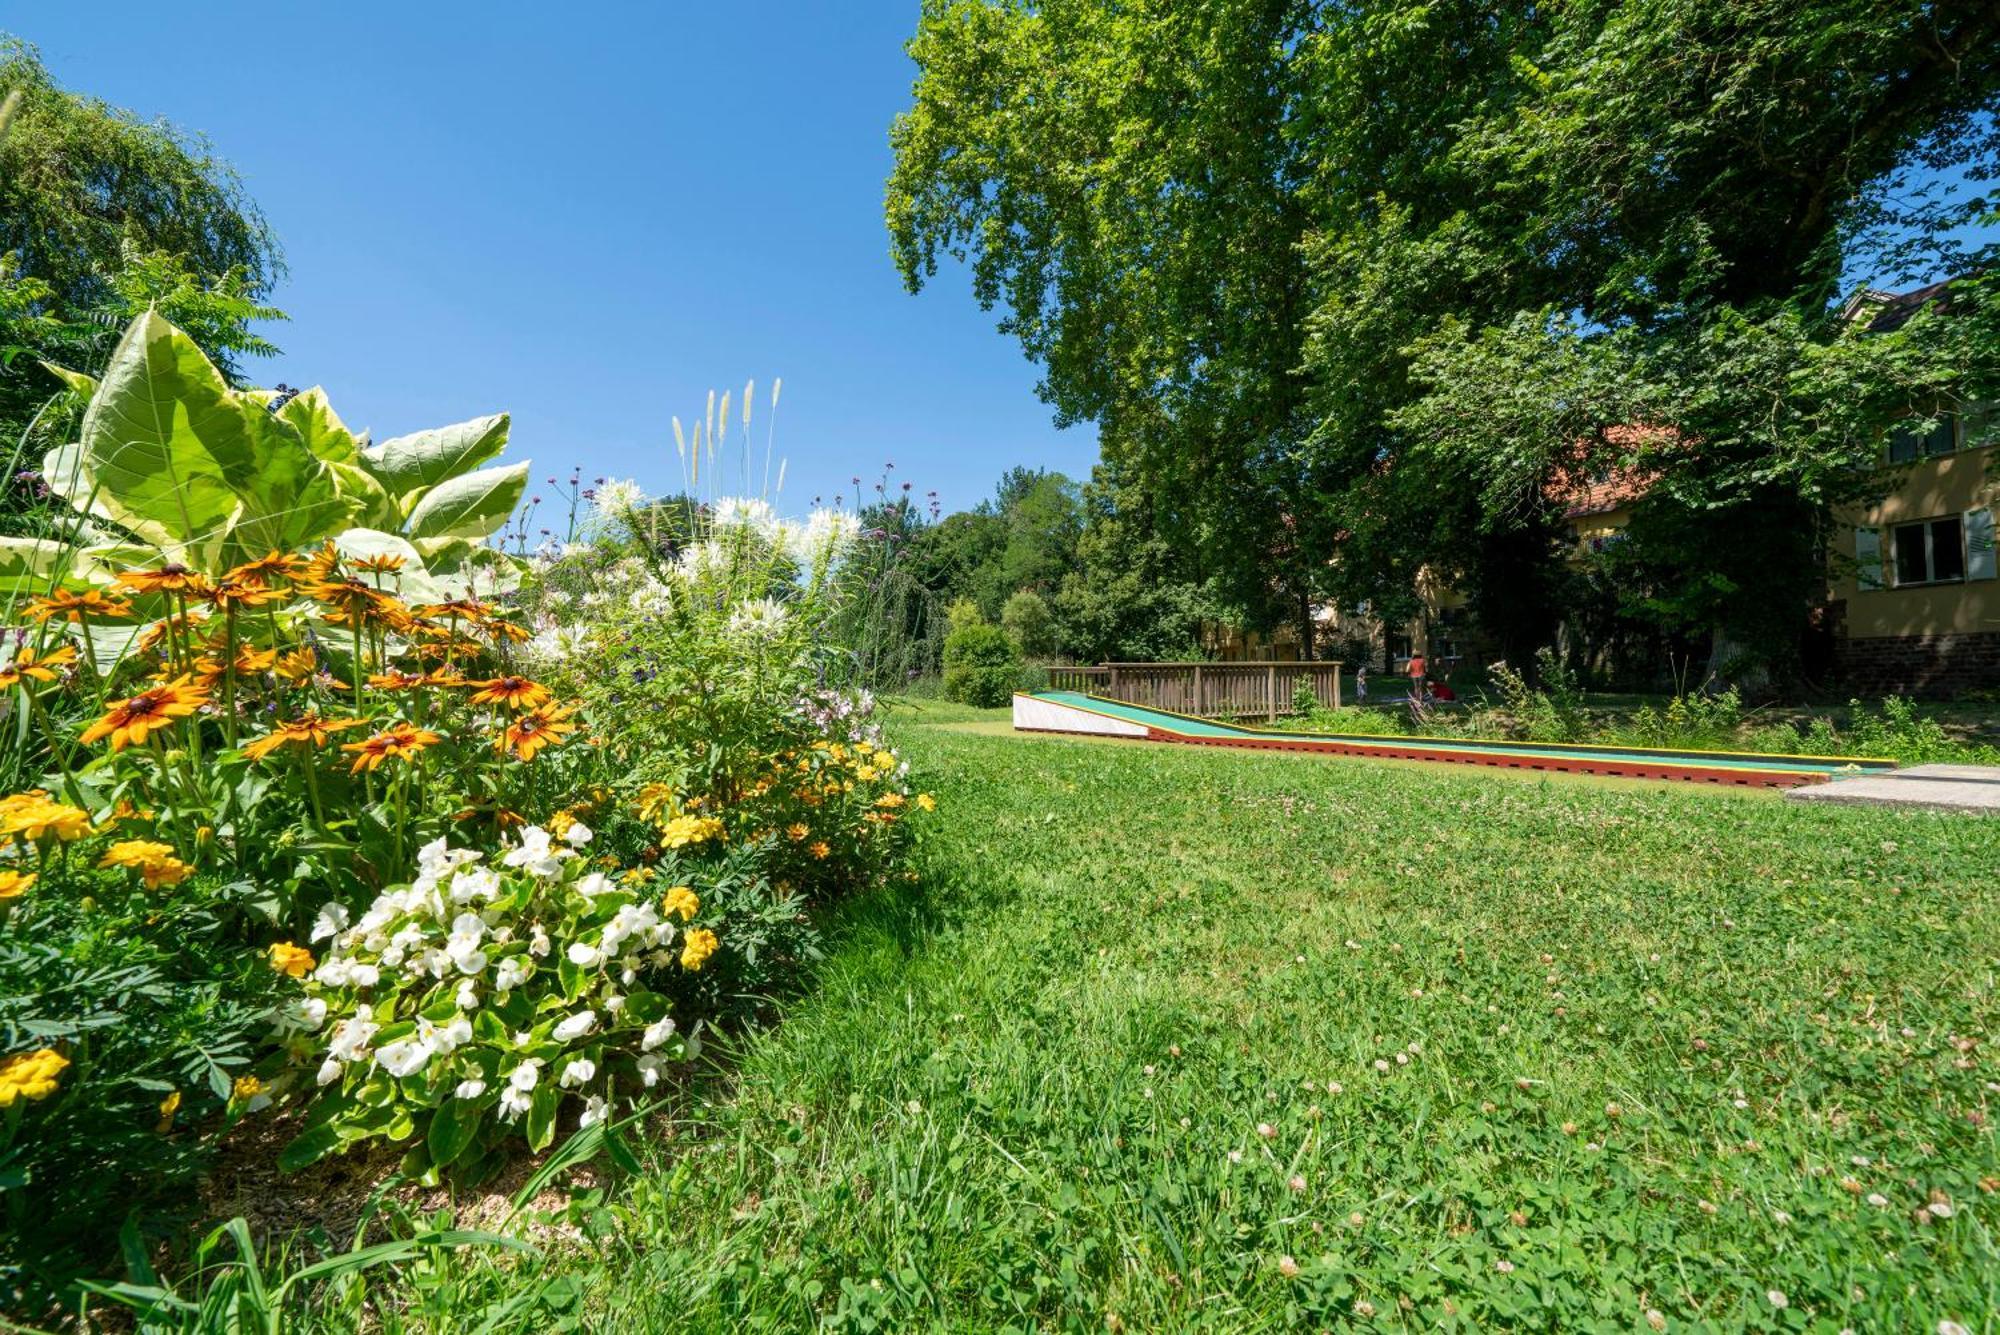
267,942 -> 316,977
807,841 -> 830,860
662,884 -> 700,922
875,792 -> 906,809
620,866 -> 659,887
0,1047 -> 69,1107
636,783 -> 676,823
0,869 -> 34,899
0,792 -> 93,844
99,840 -> 193,889
232,1074 -> 266,1100
785,822 -> 809,841
548,809 -> 578,837
916,793 -> 936,812
679,927 -> 719,971
341,722 -> 442,773
156,1089 -> 182,1133
658,814 -> 724,849
81,676 -> 209,751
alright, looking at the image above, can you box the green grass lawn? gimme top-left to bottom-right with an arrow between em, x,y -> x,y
347,706 -> 1998,1332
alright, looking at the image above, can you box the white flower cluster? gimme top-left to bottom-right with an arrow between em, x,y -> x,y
301,825 -> 693,1135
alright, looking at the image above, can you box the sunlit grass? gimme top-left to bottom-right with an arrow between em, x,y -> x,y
309,708 -> 1998,1332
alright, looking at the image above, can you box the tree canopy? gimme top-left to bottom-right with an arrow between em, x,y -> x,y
889,0 -> 2000,679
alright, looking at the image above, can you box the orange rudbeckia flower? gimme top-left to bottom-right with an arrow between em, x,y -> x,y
467,675 -> 552,711
80,676 -> 209,750
0,644 -> 77,689
241,713 -> 367,761
24,588 -> 134,623
225,550 -> 306,585
498,701 -> 578,762
340,721 -> 442,773
115,565 -> 211,597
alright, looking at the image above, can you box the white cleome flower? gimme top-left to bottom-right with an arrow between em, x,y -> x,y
711,496 -> 777,536
594,478 -> 647,514
727,597 -> 790,640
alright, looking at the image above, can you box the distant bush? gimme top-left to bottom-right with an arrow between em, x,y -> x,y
1000,590 -> 1059,659
943,623 -> 1021,707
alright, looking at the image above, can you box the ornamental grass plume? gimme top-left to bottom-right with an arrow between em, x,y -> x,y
0,1048 -> 68,1106
81,676 -> 209,750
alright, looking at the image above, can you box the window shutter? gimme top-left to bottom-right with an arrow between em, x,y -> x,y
1967,508 -> 1997,582
1854,527 -> 1883,590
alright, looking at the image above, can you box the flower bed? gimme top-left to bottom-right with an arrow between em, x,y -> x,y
0,313 -> 923,1312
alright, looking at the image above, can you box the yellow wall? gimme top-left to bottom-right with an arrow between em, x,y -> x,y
1830,442 -> 1996,638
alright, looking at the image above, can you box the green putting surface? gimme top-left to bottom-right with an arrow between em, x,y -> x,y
1030,692 -> 1895,777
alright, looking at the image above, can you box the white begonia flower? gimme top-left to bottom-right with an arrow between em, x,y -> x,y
317,1057 -> 345,1086
503,826 -> 566,878
298,996 -> 329,1031
564,820 -> 594,848
456,978 -> 480,1010
311,902 -> 351,942
529,925 -> 552,957
553,1010 -> 598,1042
498,1085 -> 532,1120
641,1016 -> 677,1052
637,1053 -> 667,1087
494,957 -> 530,991
455,1078 -> 487,1100
604,993 -> 626,1013
348,962 -> 381,988
567,941 -> 603,968
560,1058 -> 597,1087
507,1059 -> 543,1091
314,957 -> 353,987
575,872 -> 617,899
422,1015 -> 472,1056
579,1095 -> 610,1128
327,1017 -> 379,1061
449,866 -> 501,904
375,1037 -> 432,1078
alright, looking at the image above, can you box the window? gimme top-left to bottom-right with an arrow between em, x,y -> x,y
1891,516 -> 1965,586
1887,413 -> 1956,463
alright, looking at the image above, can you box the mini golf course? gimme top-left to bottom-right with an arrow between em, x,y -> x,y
1014,690 -> 1900,789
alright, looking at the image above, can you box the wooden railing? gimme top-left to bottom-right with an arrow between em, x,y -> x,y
1046,661 -> 1342,718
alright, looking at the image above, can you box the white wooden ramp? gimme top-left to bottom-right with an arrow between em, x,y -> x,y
1013,693 -> 1151,738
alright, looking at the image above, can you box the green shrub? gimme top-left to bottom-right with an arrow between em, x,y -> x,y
942,623 -> 1021,707
1000,590 -> 1058,659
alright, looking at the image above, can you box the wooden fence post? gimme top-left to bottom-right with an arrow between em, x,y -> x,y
1332,662 -> 1342,710
1266,664 -> 1276,720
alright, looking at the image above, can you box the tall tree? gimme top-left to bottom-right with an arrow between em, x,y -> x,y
0,37 -> 284,531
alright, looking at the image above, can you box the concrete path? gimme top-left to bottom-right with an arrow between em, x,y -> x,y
1786,763 -> 2000,814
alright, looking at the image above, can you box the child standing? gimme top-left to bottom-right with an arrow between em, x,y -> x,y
1355,665 -> 1369,702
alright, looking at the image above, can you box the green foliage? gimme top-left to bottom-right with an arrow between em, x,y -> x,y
941,622 -> 1019,707
943,597 -> 986,638
1486,651 -> 1589,743
0,852 -> 291,1312
998,589 -> 1056,659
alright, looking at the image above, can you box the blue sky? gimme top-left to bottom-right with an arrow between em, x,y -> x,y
19,4 -> 1097,522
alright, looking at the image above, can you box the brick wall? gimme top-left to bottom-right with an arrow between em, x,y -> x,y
1834,631 -> 2000,697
